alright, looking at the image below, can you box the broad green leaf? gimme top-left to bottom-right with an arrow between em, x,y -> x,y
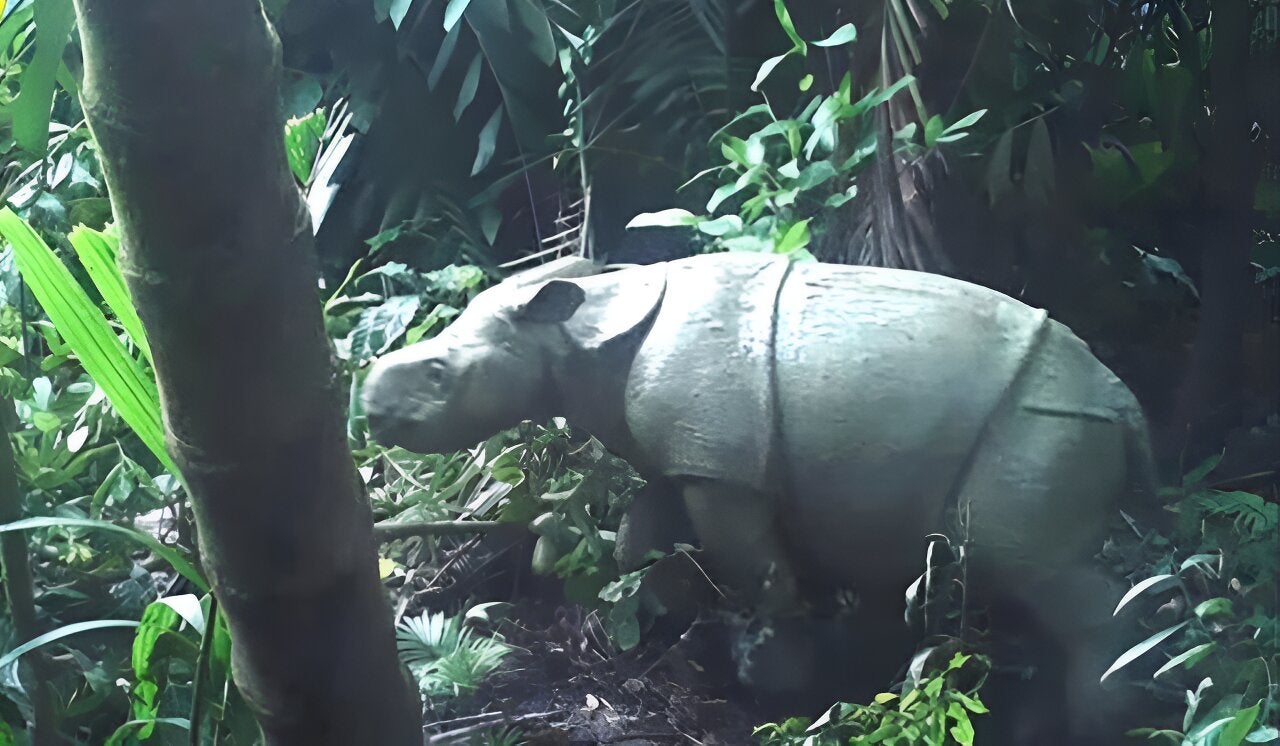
471,106 -> 503,175
1193,597 -> 1233,620
454,53 -> 483,121
696,215 -> 743,237
1113,574 -> 1178,615
443,0 -> 474,32
0,619 -> 140,671
1153,642 -> 1217,678
798,74 -> 814,91
1101,621 -> 1188,682
626,209 -> 699,229
925,114 -> 945,147
9,0 -> 73,154
774,219 -> 811,255
812,23 -> 857,47
0,516 -> 207,592
0,209 -> 175,474
283,109 -> 327,184
1218,703 -> 1260,746
346,296 -> 421,365
706,181 -> 744,213
752,54 -> 791,92
67,226 -> 152,364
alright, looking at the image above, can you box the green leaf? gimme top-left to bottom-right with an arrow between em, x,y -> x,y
925,114 -> 945,147
626,209 -> 699,229
0,209 -> 175,475
1153,642 -> 1216,678
0,619 -> 141,671
1101,621 -> 1188,682
471,106 -> 503,175
1113,574 -> 1179,616
772,0 -> 806,52
696,215 -> 743,237
68,226 -> 152,364
1218,703 -> 1261,746
10,0 -> 74,154
1183,452 -> 1223,487
707,181 -> 745,213
774,219 -> 811,255
798,74 -> 814,91
1193,597 -> 1233,620
0,517 -> 207,592
812,23 -> 857,47
454,53 -> 483,121
443,0 -> 474,32
346,296 -> 421,365
942,109 -> 987,134
283,109 -> 327,184
428,22 -> 463,90
752,53 -> 791,92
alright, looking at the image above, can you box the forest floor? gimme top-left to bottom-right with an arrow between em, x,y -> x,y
420,602 -> 763,745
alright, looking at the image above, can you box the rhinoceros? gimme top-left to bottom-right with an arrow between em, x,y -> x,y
363,253 -> 1155,740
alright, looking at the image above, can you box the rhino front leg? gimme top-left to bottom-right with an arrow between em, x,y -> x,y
681,479 -> 801,615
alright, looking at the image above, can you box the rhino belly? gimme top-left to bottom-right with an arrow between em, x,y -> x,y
774,263 -> 1051,590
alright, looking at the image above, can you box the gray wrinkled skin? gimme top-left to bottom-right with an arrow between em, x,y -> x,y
364,253 -> 1156,740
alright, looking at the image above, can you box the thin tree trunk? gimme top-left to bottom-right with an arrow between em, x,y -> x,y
71,2 -> 419,743
1173,0 -> 1261,446
0,410 -> 60,745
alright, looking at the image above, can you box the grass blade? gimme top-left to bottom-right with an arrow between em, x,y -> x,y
0,516 -> 207,591
67,225 -> 152,364
0,208 -> 174,474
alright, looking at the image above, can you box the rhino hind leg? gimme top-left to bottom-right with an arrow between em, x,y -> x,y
614,477 -> 696,572
680,479 -> 801,616
950,382 -> 1138,741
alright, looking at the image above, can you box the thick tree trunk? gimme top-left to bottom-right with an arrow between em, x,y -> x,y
71,2 -> 419,743
1173,0 -> 1261,447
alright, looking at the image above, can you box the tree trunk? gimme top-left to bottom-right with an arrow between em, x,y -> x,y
71,2 -> 420,743
1172,0 -> 1262,447
0,410 -> 60,745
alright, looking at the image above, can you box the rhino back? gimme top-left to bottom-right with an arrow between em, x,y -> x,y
774,263 -> 1051,580
623,254 -> 788,487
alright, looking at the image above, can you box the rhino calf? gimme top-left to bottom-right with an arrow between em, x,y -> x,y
364,253 -> 1155,741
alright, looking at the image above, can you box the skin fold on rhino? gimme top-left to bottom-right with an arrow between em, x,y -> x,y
363,253 -> 1157,742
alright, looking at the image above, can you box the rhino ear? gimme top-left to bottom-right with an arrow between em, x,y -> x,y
561,263 -> 666,350
517,280 -> 586,322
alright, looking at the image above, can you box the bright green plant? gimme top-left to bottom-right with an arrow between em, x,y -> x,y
284,108 -> 327,185
395,609 -> 512,698
753,652 -> 991,745
1103,453 -> 1278,745
626,1 -> 984,260
0,209 -> 171,474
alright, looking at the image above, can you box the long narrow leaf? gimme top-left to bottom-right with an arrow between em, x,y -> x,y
1101,621 -> 1189,682
0,619 -> 140,670
67,225 -> 152,364
0,208 -> 174,474
0,516 -> 207,591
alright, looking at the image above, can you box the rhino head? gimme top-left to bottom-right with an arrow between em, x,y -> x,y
362,279 -> 588,454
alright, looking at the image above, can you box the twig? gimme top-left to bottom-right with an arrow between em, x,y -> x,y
374,520 -> 505,541
189,595 -> 218,746
423,708 -> 565,744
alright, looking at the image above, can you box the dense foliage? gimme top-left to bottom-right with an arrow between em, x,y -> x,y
0,0 -> 1274,743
